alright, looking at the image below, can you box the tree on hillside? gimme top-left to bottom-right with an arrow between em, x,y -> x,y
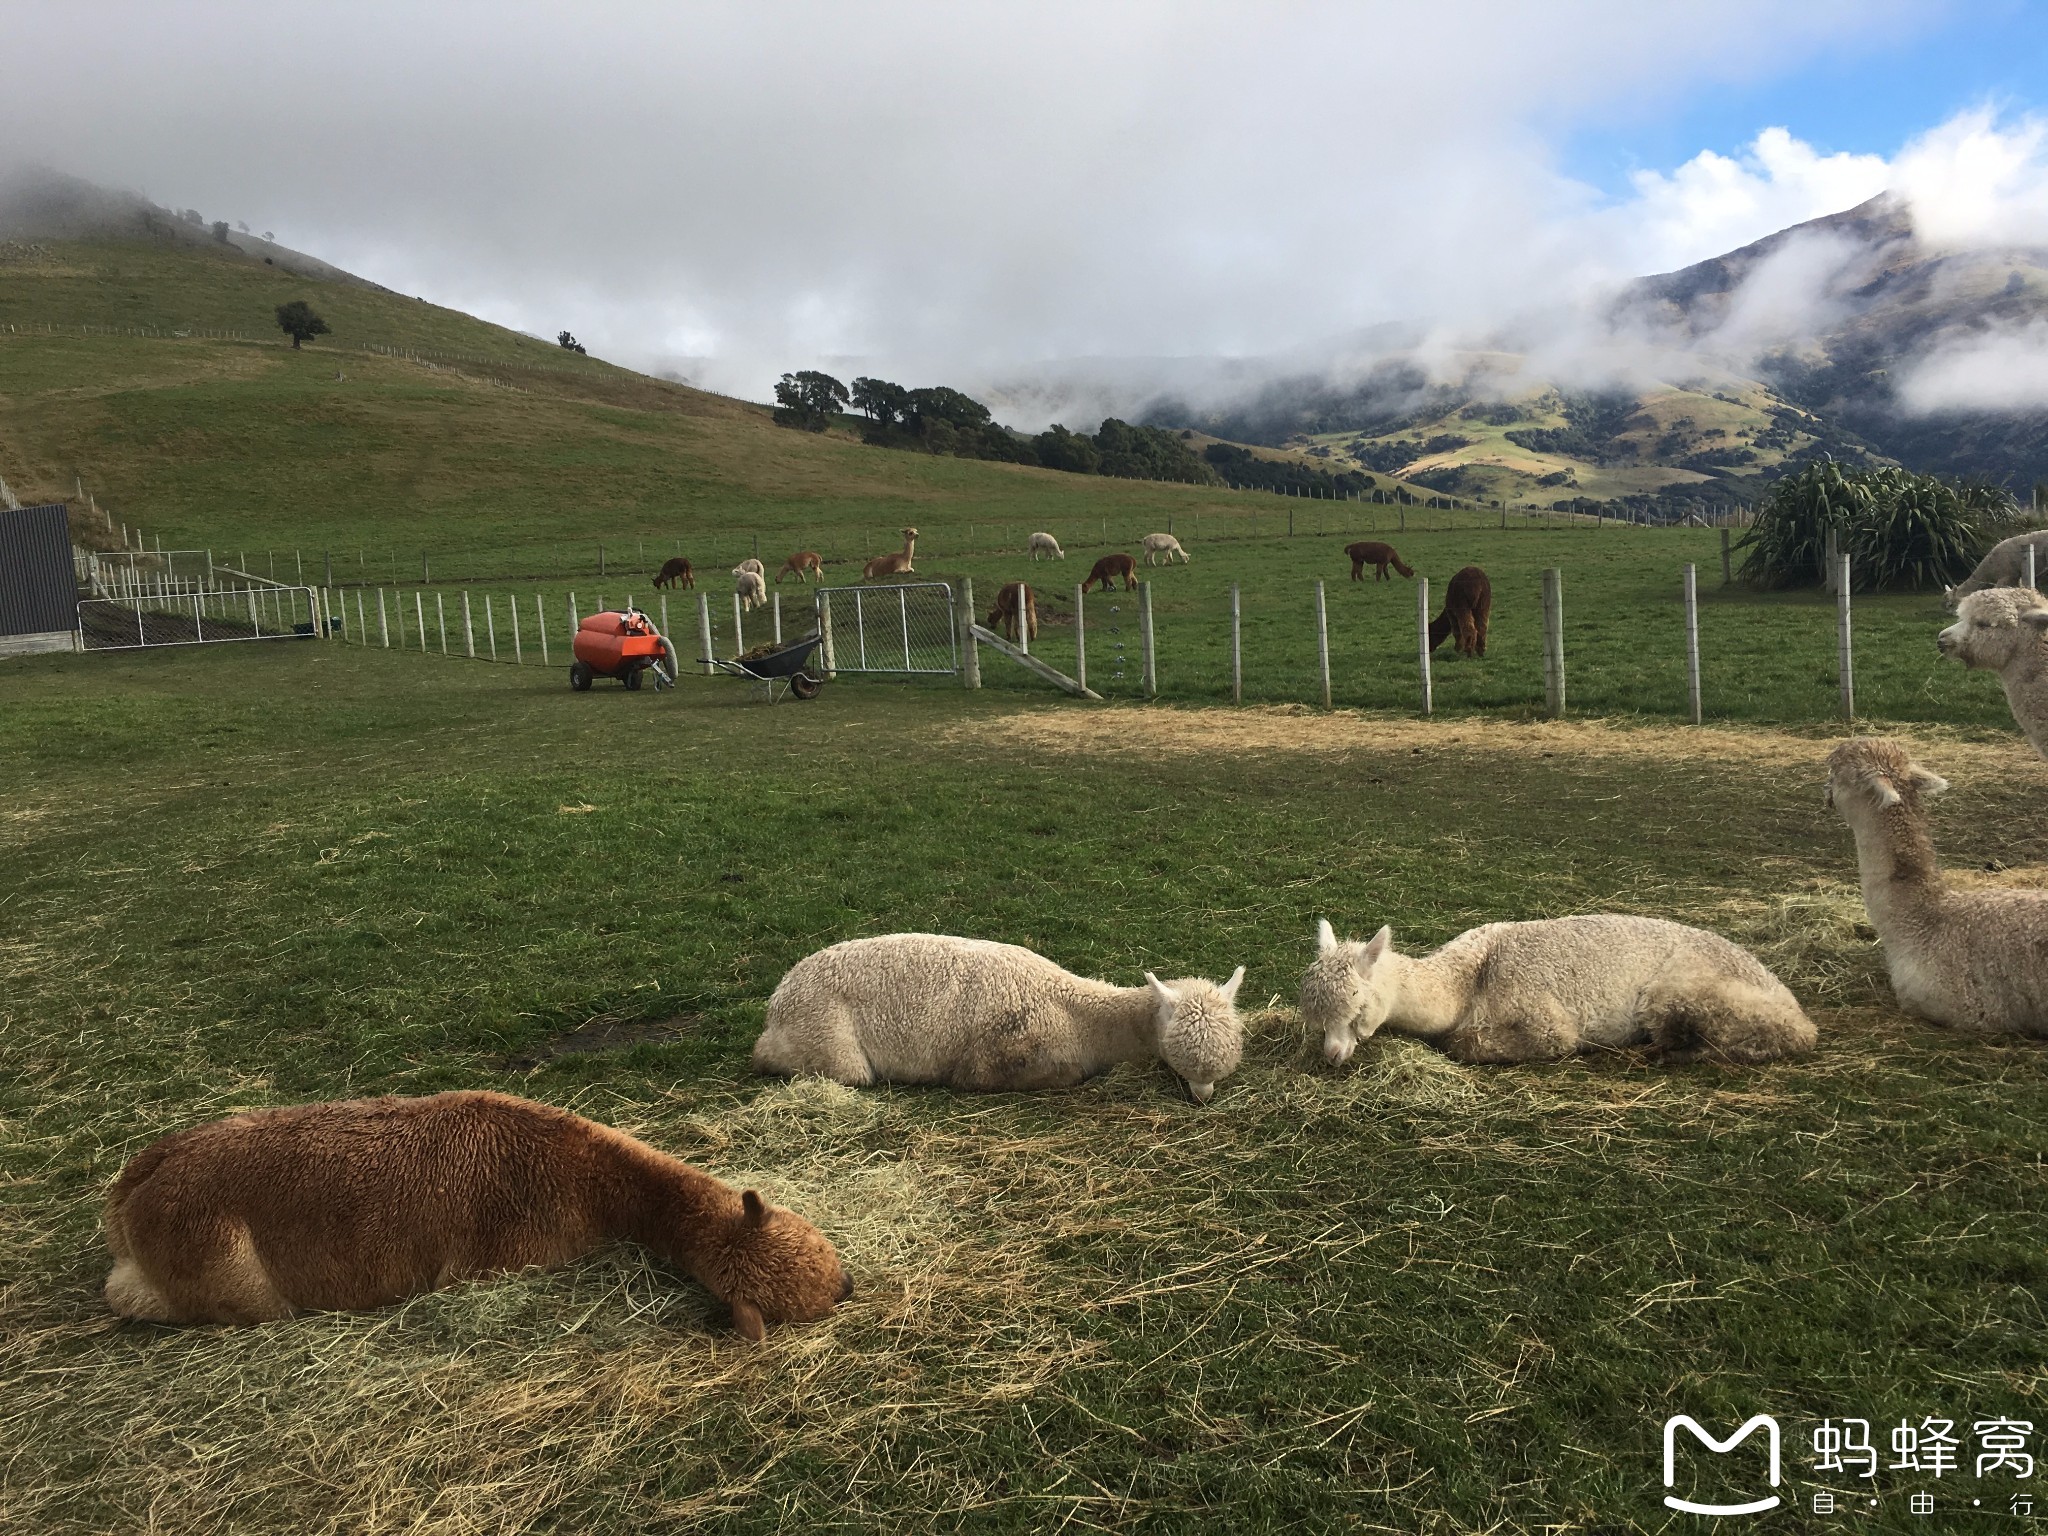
773,370 -> 849,431
275,300 -> 331,350
211,220 -> 232,244
851,375 -> 910,429
557,330 -> 587,354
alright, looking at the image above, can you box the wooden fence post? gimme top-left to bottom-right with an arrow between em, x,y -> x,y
511,593 -> 523,664
1541,568 -> 1565,718
1838,552 -> 1854,720
817,590 -> 836,679
2028,542 -> 2038,589
415,592 -> 427,651
355,591 -> 366,647
1074,584 -> 1086,693
485,594 -> 497,661
1315,579 -> 1331,709
772,591 -> 783,644
1416,577 -> 1432,716
462,592 -> 475,657
659,595 -> 670,645
377,589 -> 389,648
958,578 -> 979,690
732,590 -> 744,656
1139,580 -> 1157,699
1230,583 -> 1242,705
437,593 -> 449,654
536,594 -> 550,668
1683,564 -> 1701,725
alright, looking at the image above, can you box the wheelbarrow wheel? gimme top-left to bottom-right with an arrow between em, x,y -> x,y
623,663 -> 644,691
569,660 -> 594,691
790,671 -> 821,700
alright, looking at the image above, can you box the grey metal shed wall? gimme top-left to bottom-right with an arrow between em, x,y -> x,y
0,505 -> 77,637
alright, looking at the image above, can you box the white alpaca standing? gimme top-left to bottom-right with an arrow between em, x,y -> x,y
1027,532 -> 1065,561
1826,737 -> 2048,1036
1938,587 -> 2048,760
1141,533 -> 1189,565
752,934 -> 1247,1102
733,557 -> 766,580
1302,916 -> 1814,1067
735,569 -> 767,612
1946,531 -> 2048,603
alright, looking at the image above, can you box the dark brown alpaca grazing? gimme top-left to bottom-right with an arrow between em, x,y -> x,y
987,581 -> 1039,642
652,557 -> 695,590
103,1092 -> 852,1340
777,550 -> 823,584
1081,553 -> 1138,593
1345,540 -> 1414,582
1428,565 -> 1492,657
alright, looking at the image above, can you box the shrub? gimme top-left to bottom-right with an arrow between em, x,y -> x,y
1738,459 -> 2020,591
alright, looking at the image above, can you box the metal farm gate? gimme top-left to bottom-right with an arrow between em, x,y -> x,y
814,581 -> 957,676
73,550 -> 325,651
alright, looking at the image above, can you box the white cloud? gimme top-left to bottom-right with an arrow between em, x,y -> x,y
1894,107 -> 2048,247
1895,321 -> 2048,414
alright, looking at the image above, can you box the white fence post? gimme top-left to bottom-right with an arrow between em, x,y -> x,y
377,589 -> 389,648
355,590 -> 366,647
1074,583 -> 1086,693
462,592 -> 475,658
1838,551 -> 1854,720
437,593 -> 449,655
1542,568 -> 1565,718
1315,578 -> 1331,709
1230,583 -> 1242,705
772,591 -> 783,644
660,595 -> 671,644
2028,542 -> 2039,590
1139,580 -> 1157,699
1684,564 -> 1701,725
1416,576 -> 1432,717
486,594 -> 497,661
415,592 -> 426,651
537,594 -> 550,667
958,579 -> 979,690
697,592 -> 715,674
732,589 -> 744,657
1016,586 -> 1029,655
511,594 -> 523,664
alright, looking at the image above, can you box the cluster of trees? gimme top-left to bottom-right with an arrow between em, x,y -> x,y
557,331 -> 588,355
1201,443 -> 1373,497
1738,459 -> 2021,591
770,369 -> 1217,483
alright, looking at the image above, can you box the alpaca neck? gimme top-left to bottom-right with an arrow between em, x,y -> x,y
1379,949 -> 1475,1039
604,1139 -> 735,1276
1067,984 -> 1164,1068
1846,803 -> 1944,927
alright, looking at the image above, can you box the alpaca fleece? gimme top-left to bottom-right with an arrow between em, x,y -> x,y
1947,531 -> 2048,602
1938,587 -> 2048,761
753,933 -> 1246,1102
103,1091 -> 852,1336
1303,915 -> 1814,1067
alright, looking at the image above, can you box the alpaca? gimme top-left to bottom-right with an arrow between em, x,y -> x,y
1028,532 -> 1065,561
653,557 -> 694,590
1141,533 -> 1189,566
1345,540 -> 1414,582
1946,531 -> 2048,603
752,934 -> 1247,1103
777,551 -> 823,584
862,527 -> 918,581
102,1091 -> 853,1338
1081,553 -> 1138,593
735,569 -> 767,612
733,557 -> 765,580
1428,564 -> 1491,656
1302,917 -> 1814,1067
987,581 -> 1038,643
1938,587 -> 2048,760
1825,737 -> 2048,1035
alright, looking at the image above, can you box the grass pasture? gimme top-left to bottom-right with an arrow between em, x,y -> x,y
4,642 -> 2046,1533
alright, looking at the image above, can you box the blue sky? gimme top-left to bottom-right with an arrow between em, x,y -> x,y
1566,0 -> 2048,198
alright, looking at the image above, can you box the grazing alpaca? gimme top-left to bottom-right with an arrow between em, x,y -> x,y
1345,540 -> 1414,582
1081,553 -> 1138,593
1141,533 -> 1189,566
735,569 -> 767,611
1428,564 -> 1491,656
1302,917 -> 1814,1067
862,527 -> 918,581
1946,531 -> 2048,603
653,557 -> 695,590
1938,587 -> 2048,760
1825,738 -> 2048,1035
733,557 -> 765,580
777,551 -> 823,584
753,934 -> 1247,1103
102,1092 -> 853,1338
987,581 -> 1038,642
1028,532 -> 1065,561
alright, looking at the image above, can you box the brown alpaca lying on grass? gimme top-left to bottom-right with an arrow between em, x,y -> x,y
652,556 -> 694,590
1345,540 -> 1414,582
1428,564 -> 1491,656
777,550 -> 823,584
103,1092 -> 853,1339
1081,553 -> 1137,593
987,581 -> 1039,642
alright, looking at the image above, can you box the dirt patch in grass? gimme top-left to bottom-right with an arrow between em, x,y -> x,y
506,1012 -> 705,1067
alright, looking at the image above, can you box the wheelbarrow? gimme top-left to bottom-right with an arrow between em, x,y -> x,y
701,634 -> 826,702
570,608 -> 677,691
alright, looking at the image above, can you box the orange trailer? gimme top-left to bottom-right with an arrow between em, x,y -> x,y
569,609 -> 676,691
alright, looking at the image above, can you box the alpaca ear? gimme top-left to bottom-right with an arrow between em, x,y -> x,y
1316,918 -> 1338,955
1219,966 -> 1245,1002
1144,971 -> 1178,1005
741,1189 -> 767,1227
1909,765 -> 1951,796
1862,770 -> 1902,807
1358,925 -> 1392,970
730,1298 -> 767,1342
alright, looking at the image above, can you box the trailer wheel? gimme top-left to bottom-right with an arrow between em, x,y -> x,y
570,660 -> 594,691
623,663 -> 644,691
790,671 -> 821,700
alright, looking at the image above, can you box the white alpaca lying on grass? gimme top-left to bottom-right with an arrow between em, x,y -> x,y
1826,737 -> 2048,1036
752,934 -> 1247,1102
1938,587 -> 2048,761
1301,916 -> 1815,1067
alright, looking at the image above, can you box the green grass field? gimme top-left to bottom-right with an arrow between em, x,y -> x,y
5,235 -> 2047,1533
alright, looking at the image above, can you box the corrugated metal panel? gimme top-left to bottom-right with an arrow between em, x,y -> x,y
0,505 -> 78,638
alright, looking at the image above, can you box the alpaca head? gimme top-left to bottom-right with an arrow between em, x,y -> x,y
1823,738 -> 1949,824
1301,920 -> 1396,1066
1938,587 -> 2048,672
1146,967 -> 1245,1103
695,1189 -> 853,1342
